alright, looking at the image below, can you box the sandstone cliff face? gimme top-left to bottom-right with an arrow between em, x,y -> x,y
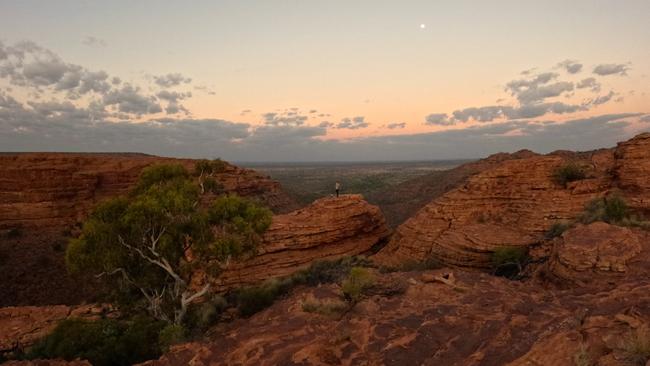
0,153 -> 296,307
0,153 -> 295,232
613,132 -> 650,212
367,149 -> 538,227
375,133 -> 650,268
196,194 -> 390,292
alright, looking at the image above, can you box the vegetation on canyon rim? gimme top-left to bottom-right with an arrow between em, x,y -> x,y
552,161 -> 587,187
66,161 -> 272,326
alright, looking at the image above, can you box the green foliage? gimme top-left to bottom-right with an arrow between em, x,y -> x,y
202,177 -> 224,194
236,277 -> 294,317
294,256 -> 371,286
553,162 -> 587,187
158,324 -> 186,351
621,327 -> 650,365
206,194 -> 272,260
341,267 -> 375,303
185,295 -> 228,331
234,256 -> 370,317
134,164 -> 189,194
66,163 -> 272,324
581,195 -> 629,224
545,222 -> 570,239
490,246 -> 528,279
27,316 -> 165,366
194,159 -> 227,176
301,298 -> 348,317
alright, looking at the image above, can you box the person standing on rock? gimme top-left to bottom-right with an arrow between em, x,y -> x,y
335,181 -> 341,197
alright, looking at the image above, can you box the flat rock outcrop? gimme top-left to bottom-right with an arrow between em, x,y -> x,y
375,132 -> 650,268
0,304 -> 114,354
142,262 -> 650,366
197,194 -> 391,292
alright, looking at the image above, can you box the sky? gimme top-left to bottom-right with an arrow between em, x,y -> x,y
0,0 -> 649,161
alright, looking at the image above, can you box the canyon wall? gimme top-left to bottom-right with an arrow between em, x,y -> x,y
375,133 -> 650,268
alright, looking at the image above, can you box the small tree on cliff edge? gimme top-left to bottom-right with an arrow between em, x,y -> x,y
66,162 -> 272,324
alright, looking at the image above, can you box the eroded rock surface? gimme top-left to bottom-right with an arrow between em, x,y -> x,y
197,194 -> 391,292
0,304 -> 114,354
142,263 -> 650,366
375,133 -> 650,268
548,222 -> 644,285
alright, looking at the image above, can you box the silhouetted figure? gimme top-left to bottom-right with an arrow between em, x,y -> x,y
335,181 -> 340,197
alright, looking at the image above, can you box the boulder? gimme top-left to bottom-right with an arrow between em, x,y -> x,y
548,222 -> 643,284
195,194 -> 391,292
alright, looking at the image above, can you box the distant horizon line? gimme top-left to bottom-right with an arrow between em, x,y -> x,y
0,151 -> 478,164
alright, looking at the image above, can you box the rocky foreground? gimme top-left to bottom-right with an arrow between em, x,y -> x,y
137,222 -> 650,366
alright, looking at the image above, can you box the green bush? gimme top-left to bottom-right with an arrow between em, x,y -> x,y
185,295 -> 228,331
490,246 -> 528,279
233,256 -> 371,317
545,222 -> 570,239
236,277 -> 295,317
295,256 -> 370,286
301,298 -> 348,317
158,324 -> 186,352
621,327 -> 650,365
581,195 -> 629,224
341,267 -> 375,303
27,316 -> 165,366
553,162 -> 586,187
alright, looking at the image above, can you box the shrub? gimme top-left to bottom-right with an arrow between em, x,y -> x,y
185,295 -> 228,331
295,256 -> 370,286
194,159 -> 227,194
621,327 -> 650,365
158,324 -> 186,351
581,195 -> 628,224
545,222 -> 570,239
234,256 -> 371,317
301,298 -> 348,317
553,162 -> 586,187
236,277 -> 295,317
27,316 -> 165,366
490,246 -> 528,279
341,267 -> 375,303
573,344 -> 591,366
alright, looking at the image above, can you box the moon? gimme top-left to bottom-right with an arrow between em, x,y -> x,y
419,23 -> 426,29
